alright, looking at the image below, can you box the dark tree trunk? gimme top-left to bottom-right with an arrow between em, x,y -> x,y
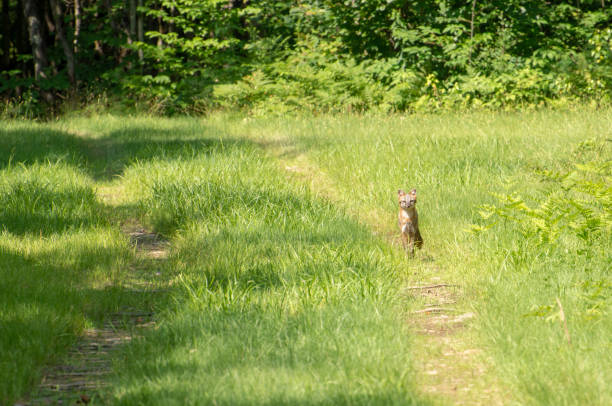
1,0 -> 10,69
137,0 -> 143,61
14,0 -> 28,97
157,14 -> 164,49
42,0 -> 58,77
102,0 -> 126,63
22,0 -> 54,102
22,0 -> 48,80
126,0 -> 136,68
43,0 -> 54,34
50,0 -> 75,86
103,0 -> 120,35
129,0 -> 136,43
16,0 -> 29,54
73,0 -> 81,54
168,5 -> 175,34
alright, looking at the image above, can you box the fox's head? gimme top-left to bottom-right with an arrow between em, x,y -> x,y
398,189 -> 417,209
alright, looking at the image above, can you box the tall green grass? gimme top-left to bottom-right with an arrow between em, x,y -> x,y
0,118 -> 209,404
0,166 -> 133,402
2,110 -> 610,405
0,116 -> 427,405
225,109 -> 611,405
111,135 -> 425,405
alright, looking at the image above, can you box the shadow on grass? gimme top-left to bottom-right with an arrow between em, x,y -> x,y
0,122 -> 255,238
0,232 -> 173,403
0,125 -> 252,181
0,121 -> 425,405
0,121 -> 259,403
0,232 -> 167,321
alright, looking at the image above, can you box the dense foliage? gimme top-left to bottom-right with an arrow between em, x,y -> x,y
1,0 -> 611,114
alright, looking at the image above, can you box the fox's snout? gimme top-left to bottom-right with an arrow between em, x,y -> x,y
400,199 -> 415,208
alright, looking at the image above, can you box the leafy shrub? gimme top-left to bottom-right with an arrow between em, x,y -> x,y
472,138 -> 611,320
212,38 -> 426,114
0,90 -> 45,119
2,0 -> 611,115
474,142 -> 611,244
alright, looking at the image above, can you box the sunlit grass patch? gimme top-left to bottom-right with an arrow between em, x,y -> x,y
242,108 -> 611,405
0,115 -> 426,405
0,162 -> 104,236
114,299 -> 417,406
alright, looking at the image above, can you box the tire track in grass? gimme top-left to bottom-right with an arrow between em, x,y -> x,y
19,226 -> 164,406
404,280 -> 505,405
256,135 -> 507,405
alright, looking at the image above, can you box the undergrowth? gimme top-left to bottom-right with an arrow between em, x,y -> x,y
469,136 -> 611,405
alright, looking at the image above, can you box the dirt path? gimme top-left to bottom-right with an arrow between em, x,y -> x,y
19,228 -> 166,406
405,280 -> 505,405
258,136 -> 507,405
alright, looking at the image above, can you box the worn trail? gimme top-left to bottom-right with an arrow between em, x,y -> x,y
19,228 -> 164,406
406,280 -> 504,405
260,135 -> 505,405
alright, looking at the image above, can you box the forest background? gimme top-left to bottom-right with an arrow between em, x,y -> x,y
1,0 -> 611,117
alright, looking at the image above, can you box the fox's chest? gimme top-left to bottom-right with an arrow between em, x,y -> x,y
398,211 -> 415,234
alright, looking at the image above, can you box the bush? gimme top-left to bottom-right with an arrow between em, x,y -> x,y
472,137 -> 612,320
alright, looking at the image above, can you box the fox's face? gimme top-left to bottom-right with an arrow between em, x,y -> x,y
398,189 -> 417,209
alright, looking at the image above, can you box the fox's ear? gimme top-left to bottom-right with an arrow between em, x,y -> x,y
410,188 -> 417,195
398,189 -> 405,195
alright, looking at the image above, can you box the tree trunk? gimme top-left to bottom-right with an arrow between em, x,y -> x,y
103,0 -> 126,63
137,0 -> 143,61
168,5 -> 175,34
43,0 -> 55,34
23,0 -> 48,80
22,0 -> 54,102
15,0 -> 28,96
50,0 -> 75,86
73,0 -> 81,54
468,0 -> 477,65
157,15 -> 164,49
126,0 -> 136,69
42,0 -> 58,77
16,0 -> 29,54
1,0 -> 10,69
129,0 -> 136,43
103,0 -> 120,35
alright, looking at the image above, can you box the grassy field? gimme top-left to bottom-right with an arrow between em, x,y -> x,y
1,109 -> 610,405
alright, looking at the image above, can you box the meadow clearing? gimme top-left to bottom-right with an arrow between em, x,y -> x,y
1,109 -> 610,405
